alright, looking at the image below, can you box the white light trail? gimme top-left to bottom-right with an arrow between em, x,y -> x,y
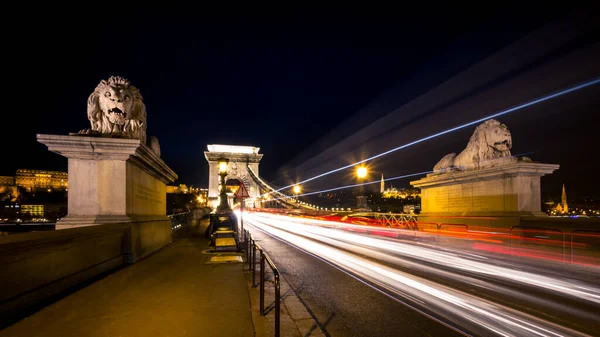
246,214 -> 582,336
262,152 -> 535,200
273,78 -> 600,193
253,213 -> 600,304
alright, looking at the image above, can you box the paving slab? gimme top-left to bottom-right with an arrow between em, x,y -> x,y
0,235 -> 254,337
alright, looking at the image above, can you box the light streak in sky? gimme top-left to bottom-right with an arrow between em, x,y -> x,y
272,78 -> 600,193
246,213 -> 595,336
291,171 -> 430,197
262,152 -> 534,201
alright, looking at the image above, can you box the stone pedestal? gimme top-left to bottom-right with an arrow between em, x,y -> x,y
37,134 -> 178,262
410,162 -> 559,228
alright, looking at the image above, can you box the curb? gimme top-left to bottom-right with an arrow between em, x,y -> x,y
245,263 -> 327,337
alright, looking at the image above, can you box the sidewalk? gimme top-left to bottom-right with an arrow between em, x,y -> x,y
0,220 -> 326,337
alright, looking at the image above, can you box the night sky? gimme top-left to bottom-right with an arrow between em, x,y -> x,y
4,7 -> 599,199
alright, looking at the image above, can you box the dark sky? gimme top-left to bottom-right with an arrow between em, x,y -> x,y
4,7 -> 598,199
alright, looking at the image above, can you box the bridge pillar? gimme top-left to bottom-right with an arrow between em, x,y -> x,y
204,144 -> 263,209
411,161 -> 559,228
37,134 -> 178,262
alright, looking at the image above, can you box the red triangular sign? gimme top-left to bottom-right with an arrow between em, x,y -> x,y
235,183 -> 250,198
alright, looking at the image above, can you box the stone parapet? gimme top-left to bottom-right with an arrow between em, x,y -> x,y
411,161 -> 559,217
37,134 -> 178,262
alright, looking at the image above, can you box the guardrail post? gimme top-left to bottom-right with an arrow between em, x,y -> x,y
252,240 -> 257,287
252,242 -> 281,336
571,234 -> 574,264
274,270 -> 280,337
509,226 -> 514,256
561,231 -> 566,262
260,248 -> 265,315
245,231 -> 249,269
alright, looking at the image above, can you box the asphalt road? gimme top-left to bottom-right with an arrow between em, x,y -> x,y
247,224 -> 465,337
244,215 -> 600,337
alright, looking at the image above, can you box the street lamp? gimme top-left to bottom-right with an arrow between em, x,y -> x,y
293,185 -> 301,201
217,157 -> 231,212
355,165 -> 370,211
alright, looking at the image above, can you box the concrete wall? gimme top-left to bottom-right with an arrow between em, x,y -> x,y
123,219 -> 172,263
0,208 -> 211,319
0,223 -> 129,319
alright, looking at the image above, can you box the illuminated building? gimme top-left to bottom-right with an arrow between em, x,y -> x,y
380,174 -> 384,194
382,187 -> 420,199
197,188 -> 208,207
14,169 -> 68,192
0,176 -> 15,186
166,184 -> 187,194
561,184 -> 569,213
21,204 -> 44,217
554,184 -> 569,213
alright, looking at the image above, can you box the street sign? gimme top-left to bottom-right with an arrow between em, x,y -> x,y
235,182 -> 250,198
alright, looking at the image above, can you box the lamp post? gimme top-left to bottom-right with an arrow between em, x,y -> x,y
355,166 -> 370,211
217,157 -> 231,212
293,185 -> 301,202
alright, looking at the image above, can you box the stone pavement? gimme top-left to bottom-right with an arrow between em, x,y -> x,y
0,221 -> 326,337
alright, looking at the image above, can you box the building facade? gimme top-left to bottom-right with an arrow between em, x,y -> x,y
14,169 -> 68,192
381,187 -> 420,199
0,176 -> 15,186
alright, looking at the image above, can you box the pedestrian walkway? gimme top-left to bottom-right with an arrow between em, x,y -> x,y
0,221 -> 326,337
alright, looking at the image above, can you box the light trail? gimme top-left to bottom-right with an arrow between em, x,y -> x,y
291,171 -> 430,198
245,213 -> 595,336
272,78 -> 600,193
262,152 -> 534,201
252,213 -> 600,304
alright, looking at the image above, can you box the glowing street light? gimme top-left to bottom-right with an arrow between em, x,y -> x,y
216,157 -> 230,212
355,165 -> 370,211
218,159 -> 228,174
293,185 -> 301,202
356,166 -> 367,179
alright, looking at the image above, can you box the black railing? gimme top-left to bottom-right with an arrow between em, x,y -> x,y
245,229 -> 281,337
168,212 -> 194,232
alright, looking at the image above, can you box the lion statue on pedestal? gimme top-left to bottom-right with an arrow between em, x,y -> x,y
433,119 -> 518,173
78,76 -> 160,157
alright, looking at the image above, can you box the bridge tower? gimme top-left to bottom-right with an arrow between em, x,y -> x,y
204,144 -> 263,208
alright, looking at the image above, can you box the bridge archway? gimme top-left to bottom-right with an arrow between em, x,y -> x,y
204,144 -> 263,208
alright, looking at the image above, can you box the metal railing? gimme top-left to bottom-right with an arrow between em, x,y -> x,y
510,226 -> 566,261
245,229 -> 281,337
168,211 -> 194,232
372,212 -> 418,230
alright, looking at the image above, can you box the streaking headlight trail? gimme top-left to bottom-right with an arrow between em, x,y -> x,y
245,212 -> 598,337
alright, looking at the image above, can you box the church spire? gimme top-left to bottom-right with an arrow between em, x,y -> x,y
380,174 -> 384,194
561,184 -> 568,213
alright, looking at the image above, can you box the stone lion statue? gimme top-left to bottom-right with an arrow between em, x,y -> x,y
78,75 -> 161,157
433,119 -> 516,173
79,76 -> 147,143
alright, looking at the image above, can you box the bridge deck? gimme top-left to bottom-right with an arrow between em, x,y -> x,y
1,234 -> 254,337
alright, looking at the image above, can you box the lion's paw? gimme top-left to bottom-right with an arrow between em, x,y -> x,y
78,129 -> 100,136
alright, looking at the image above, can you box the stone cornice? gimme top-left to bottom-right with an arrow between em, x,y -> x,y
411,162 -> 559,188
37,134 -> 178,184
38,134 -> 140,160
204,151 -> 263,163
131,141 -> 178,184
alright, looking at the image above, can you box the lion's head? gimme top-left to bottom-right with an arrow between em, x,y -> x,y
470,119 -> 512,162
86,76 -> 147,143
433,119 -> 516,173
